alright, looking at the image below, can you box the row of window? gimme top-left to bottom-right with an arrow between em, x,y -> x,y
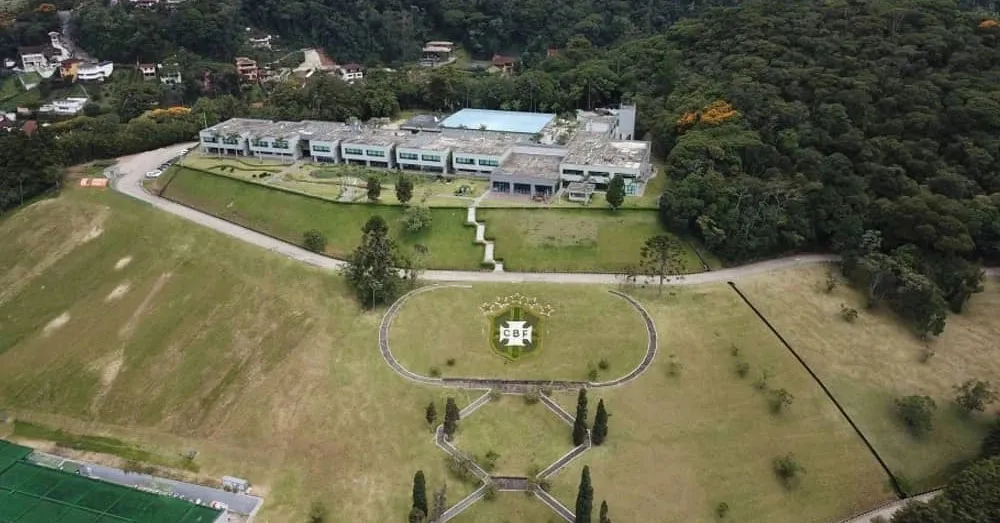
312,145 -> 332,153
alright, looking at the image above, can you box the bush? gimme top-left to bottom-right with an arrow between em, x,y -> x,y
772,454 -> 805,488
735,361 -> 750,378
666,355 -> 683,377
715,502 -> 730,519
400,205 -> 433,233
587,364 -> 599,381
954,379 -> 998,413
429,367 -> 441,378
754,370 -> 771,390
598,358 -> 610,370
895,395 -> 937,437
446,358 -> 456,367
769,388 -> 794,413
302,229 -> 327,253
489,389 -> 502,402
839,304 -> 859,323
524,389 -> 541,405
308,501 -> 328,523
483,481 -> 498,501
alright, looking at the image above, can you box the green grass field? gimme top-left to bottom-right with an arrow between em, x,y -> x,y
161,167 -> 482,269
738,266 -> 1000,491
388,285 -> 649,381
0,187 -> 480,522
476,208 -> 712,273
544,283 -> 893,523
453,395 -> 573,477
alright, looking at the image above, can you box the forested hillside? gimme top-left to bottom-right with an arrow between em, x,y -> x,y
656,0 -> 1000,335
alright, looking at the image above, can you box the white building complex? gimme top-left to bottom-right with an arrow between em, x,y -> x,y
198,107 -> 651,198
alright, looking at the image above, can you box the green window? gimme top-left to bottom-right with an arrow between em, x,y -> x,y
478,158 -> 499,167
223,136 -> 241,145
399,152 -> 418,160
344,147 -> 363,155
202,136 -> 218,143
366,149 -> 385,157
421,154 -> 441,162
250,139 -> 267,147
273,140 -> 289,149
455,157 -> 475,165
312,145 -> 332,153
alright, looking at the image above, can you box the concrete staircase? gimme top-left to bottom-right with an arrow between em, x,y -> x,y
465,205 -> 503,272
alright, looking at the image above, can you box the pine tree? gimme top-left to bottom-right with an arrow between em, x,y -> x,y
443,397 -> 460,440
396,175 -> 414,204
592,399 -> 609,446
606,175 -> 625,210
574,466 -> 593,523
425,401 -> 437,426
599,500 -> 610,523
572,388 -> 589,446
366,174 -> 381,201
412,470 -> 428,516
345,216 -> 402,308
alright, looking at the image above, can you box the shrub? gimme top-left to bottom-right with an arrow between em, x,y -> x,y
587,364 -> 599,381
666,355 -> 683,377
954,379 -> 998,413
715,502 -> 730,519
524,389 -> 541,405
446,358 -> 456,367
400,205 -> 433,233
302,229 -> 327,253
308,501 -> 328,523
754,370 -> 772,390
772,454 -> 804,488
598,358 -> 610,370
735,361 -> 750,378
769,388 -> 794,413
429,367 -> 441,378
483,481 -> 498,501
839,304 -> 859,323
730,345 -> 740,357
541,387 -> 553,396
895,395 -> 936,437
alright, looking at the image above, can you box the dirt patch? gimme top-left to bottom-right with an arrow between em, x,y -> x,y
105,283 -> 130,301
114,256 -> 133,271
42,312 -> 70,336
82,225 -> 104,243
119,273 -> 171,340
89,350 -> 125,414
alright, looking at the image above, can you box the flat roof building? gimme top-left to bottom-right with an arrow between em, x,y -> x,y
440,108 -> 555,135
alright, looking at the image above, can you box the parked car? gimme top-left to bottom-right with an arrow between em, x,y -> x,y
145,169 -> 163,178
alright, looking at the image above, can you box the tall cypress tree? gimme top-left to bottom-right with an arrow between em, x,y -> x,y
412,470 -> 427,516
572,388 -> 589,446
443,397 -> 460,440
574,466 -> 593,523
592,399 -> 609,446
425,401 -> 437,426
599,500 -> 611,523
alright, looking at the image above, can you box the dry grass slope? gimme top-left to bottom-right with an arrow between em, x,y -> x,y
545,283 -> 893,523
739,265 -> 1000,490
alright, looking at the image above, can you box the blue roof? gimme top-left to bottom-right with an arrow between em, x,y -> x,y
440,109 -> 555,134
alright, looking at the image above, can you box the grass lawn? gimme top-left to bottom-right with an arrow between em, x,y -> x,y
738,265 -> 1000,491
0,186 -> 482,522
388,285 -> 649,381
161,167 -> 482,269
452,395 -> 574,476
544,283 -> 893,523
450,492 -> 564,523
476,208 -> 710,273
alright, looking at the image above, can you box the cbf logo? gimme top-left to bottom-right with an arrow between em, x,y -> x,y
489,305 -> 542,360
499,321 -> 533,347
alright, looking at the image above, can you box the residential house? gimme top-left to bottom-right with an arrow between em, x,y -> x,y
336,63 -> 363,83
235,57 -> 258,82
18,46 -> 51,73
39,97 -> 89,115
248,33 -> 272,50
420,41 -> 455,67
137,63 -> 157,80
76,61 -> 114,81
59,58 -> 83,81
489,54 -> 515,76
159,64 -> 182,85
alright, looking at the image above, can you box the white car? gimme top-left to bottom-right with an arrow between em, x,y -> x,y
145,169 -> 163,178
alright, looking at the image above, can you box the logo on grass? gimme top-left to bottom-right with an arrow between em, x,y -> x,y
480,294 -> 553,361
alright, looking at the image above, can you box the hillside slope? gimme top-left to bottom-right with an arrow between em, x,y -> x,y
0,188 -> 470,522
